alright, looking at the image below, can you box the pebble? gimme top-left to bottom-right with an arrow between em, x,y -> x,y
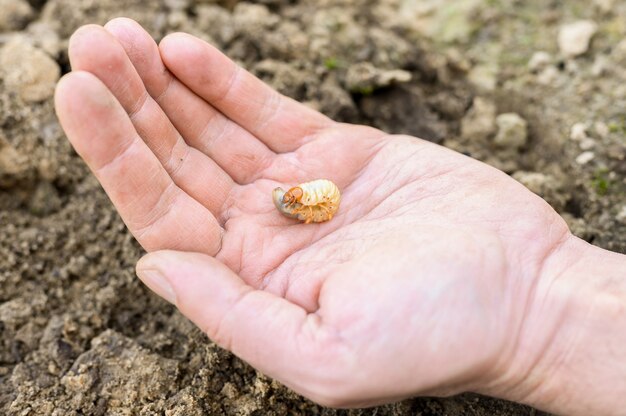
570,122 -> 588,141
0,137 -> 29,188
528,51 -> 551,72
461,97 -> 496,142
594,121 -> 610,139
468,64 -> 497,93
345,62 -> 411,92
591,55 -> 609,76
593,0 -> 615,13
28,181 -> 62,216
164,0 -> 189,10
558,20 -> 598,58
579,137 -> 596,150
28,22 -> 62,57
612,39 -> 626,65
0,0 -> 33,32
0,37 -> 60,102
575,151 -> 595,165
494,113 -> 528,149
537,66 -> 559,85
617,205 -> 626,223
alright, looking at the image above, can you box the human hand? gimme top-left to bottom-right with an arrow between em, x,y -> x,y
55,19 -> 624,413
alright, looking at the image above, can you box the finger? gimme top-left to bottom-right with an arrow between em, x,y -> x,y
136,250 -> 347,402
159,33 -> 334,153
55,72 -> 222,255
68,24 -> 233,218
104,18 -> 276,184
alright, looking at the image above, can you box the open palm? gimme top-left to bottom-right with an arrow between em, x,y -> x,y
56,19 -> 572,407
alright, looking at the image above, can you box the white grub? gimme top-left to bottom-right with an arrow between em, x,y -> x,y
273,179 -> 340,224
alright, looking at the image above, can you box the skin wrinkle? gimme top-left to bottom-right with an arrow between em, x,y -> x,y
260,150 -> 307,183
346,174 -> 422,225
265,227 -> 372,302
259,224 -> 319,293
93,131 -> 140,176
489,233 -> 573,399
195,101 -> 230,150
163,135 -> 191,181
152,67 -> 175,103
281,250 -> 350,309
512,241 -> 585,403
291,318 -> 332,394
131,181 -> 181,241
204,285 -> 256,352
127,88 -> 150,121
215,182 -> 238,225
345,135 -> 391,183
205,121 -> 266,185
194,106 -> 276,186
212,63 -> 243,106
253,88 -> 284,147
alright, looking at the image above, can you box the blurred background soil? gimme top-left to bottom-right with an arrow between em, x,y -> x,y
1,0 -> 625,414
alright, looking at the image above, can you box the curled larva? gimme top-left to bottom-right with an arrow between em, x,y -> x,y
272,179 -> 341,224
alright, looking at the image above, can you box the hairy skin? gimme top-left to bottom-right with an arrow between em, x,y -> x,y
54,18 -> 626,415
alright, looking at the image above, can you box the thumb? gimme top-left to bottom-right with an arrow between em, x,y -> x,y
135,250 -> 332,395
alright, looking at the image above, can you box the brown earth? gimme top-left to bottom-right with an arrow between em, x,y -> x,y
1,0 -> 624,414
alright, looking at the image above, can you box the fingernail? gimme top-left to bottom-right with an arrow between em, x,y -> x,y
136,268 -> 177,305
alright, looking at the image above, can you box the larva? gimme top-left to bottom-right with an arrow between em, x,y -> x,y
272,179 -> 341,224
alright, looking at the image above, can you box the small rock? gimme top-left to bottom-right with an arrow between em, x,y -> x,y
593,0 -> 615,13
528,51 -> 551,72
570,122 -> 588,141
558,20 -> 598,58
494,113 -> 528,149
591,55 -> 609,76
594,121 -> 610,139
607,144 -> 625,161
579,137 -> 596,150
28,22 -> 62,57
345,62 -> 411,92
461,97 -> 496,142
468,63 -> 498,93
0,136 -> 29,188
617,205 -> 626,223
537,66 -> 559,85
377,69 -> 412,87
575,151 -> 595,165
0,37 -> 60,102
164,0 -> 189,10
612,39 -> 626,65
0,297 -> 33,326
233,3 -> 279,31
220,382 -> 238,399
38,158 -> 58,182
0,0 -> 33,32
317,77 -> 358,120
28,181 -> 62,216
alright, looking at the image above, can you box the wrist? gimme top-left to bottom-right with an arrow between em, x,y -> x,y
489,235 -> 626,415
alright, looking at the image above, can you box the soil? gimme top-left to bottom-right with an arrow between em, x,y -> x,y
1,0 -> 625,414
